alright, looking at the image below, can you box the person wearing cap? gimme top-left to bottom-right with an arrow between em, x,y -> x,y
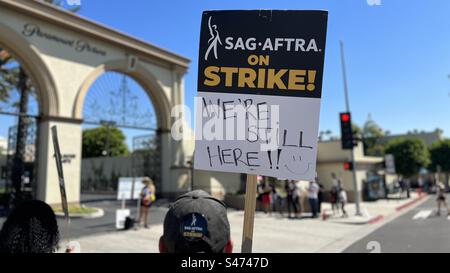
138,177 -> 156,229
159,190 -> 233,253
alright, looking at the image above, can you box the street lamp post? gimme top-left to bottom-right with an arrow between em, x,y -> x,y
340,41 -> 362,216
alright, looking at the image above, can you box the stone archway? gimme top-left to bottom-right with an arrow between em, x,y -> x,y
0,0 -> 191,205
0,22 -> 59,116
73,60 -> 174,196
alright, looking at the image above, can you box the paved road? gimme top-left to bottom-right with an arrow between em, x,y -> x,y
344,195 -> 450,253
0,194 -> 170,239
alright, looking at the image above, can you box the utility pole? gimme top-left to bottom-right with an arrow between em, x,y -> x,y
340,41 -> 362,216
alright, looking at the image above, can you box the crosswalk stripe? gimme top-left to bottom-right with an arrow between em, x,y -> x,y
413,210 -> 432,220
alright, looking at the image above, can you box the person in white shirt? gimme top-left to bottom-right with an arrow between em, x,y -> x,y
308,180 -> 319,218
338,187 -> 348,217
436,182 -> 450,216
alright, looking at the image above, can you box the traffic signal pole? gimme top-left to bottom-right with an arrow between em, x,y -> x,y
340,41 -> 362,216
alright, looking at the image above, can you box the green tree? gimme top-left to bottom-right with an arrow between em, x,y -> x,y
352,123 -> 362,139
0,50 -> 17,104
362,115 -> 386,155
82,126 -> 129,158
385,138 -> 430,178
319,130 -> 333,141
429,139 -> 450,185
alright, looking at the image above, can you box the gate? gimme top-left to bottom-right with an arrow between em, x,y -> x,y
0,113 -> 39,209
79,72 -> 161,194
132,132 -> 161,195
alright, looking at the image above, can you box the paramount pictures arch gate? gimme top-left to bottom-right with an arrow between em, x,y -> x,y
0,0 -> 192,205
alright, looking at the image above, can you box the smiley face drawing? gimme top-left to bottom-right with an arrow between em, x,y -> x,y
283,150 -> 314,175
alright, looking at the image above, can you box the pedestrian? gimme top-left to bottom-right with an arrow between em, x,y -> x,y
418,176 -> 424,193
308,180 -> 319,218
285,180 -> 300,218
270,181 -> 283,216
398,177 -> 406,199
436,182 -> 450,216
260,181 -> 273,215
339,187 -> 348,217
0,200 -> 60,253
330,186 -> 339,215
331,173 -> 341,191
159,190 -> 233,253
405,178 -> 411,198
317,181 -> 324,214
138,177 -> 156,229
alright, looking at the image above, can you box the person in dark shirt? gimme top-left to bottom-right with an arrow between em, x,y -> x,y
285,180 -> 300,219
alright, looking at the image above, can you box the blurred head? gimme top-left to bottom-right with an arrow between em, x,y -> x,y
159,190 -> 232,253
142,177 -> 154,187
0,200 -> 60,253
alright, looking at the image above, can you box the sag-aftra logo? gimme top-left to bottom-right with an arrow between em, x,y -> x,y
204,16 -> 321,62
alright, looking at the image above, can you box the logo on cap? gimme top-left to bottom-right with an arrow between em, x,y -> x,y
190,213 -> 197,226
182,213 -> 209,241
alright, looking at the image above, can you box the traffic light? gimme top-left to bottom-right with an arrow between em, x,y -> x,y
340,112 -> 354,150
343,161 -> 353,171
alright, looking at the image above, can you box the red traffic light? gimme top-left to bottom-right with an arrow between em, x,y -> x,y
341,113 -> 350,122
343,161 -> 353,170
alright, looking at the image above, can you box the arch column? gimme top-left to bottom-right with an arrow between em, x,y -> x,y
167,67 -> 191,197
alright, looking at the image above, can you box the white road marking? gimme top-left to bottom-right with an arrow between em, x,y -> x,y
412,210 -> 432,220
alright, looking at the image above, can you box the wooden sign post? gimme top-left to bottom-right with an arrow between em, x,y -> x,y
241,174 -> 258,253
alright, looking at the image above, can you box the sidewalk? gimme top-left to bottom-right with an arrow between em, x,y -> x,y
68,192 -> 428,253
323,192 -> 428,225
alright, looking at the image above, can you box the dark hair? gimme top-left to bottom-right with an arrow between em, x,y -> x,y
0,200 -> 60,253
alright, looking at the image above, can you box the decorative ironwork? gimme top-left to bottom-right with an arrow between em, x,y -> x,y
83,72 -> 156,130
6,120 -> 38,205
132,133 -> 161,194
0,54 -> 39,208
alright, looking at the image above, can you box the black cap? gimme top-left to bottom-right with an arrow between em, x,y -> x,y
162,190 -> 230,253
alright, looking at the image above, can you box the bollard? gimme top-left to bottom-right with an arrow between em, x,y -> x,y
322,209 -> 327,221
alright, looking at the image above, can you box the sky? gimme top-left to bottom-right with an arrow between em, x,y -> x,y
2,0 -> 450,144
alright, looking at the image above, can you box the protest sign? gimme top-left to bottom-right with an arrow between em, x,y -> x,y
194,10 -> 328,181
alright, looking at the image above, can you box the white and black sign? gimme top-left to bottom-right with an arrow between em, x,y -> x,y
194,10 -> 328,180
385,154 -> 396,174
117,177 -> 145,200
